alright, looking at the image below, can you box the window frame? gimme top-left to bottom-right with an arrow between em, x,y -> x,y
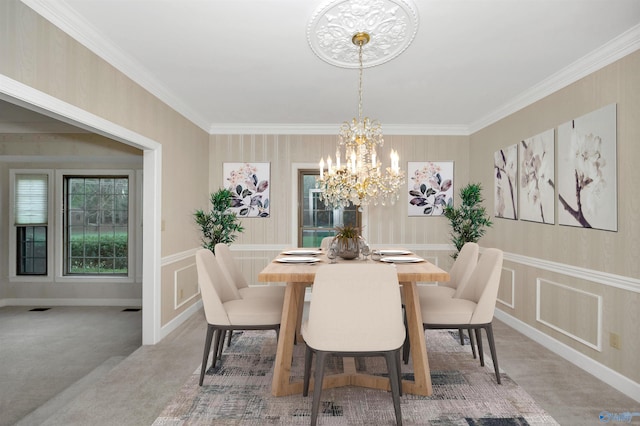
9,170 -> 54,281
9,169 -> 138,283
62,174 -> 131,277
55,169 -> 136,283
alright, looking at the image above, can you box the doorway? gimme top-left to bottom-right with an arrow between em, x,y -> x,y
1,78 -> 162,344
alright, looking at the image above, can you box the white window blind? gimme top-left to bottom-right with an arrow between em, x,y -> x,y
15,174 -> 48,225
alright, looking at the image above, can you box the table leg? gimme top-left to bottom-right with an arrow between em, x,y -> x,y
272,282 -> 306,396
294,286 -> 306,342
401,281 -> 433,396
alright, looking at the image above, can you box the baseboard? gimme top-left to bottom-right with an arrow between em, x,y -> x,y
158,299 -> 203,342
495,309 -> 640,403
0,298 -> 142,307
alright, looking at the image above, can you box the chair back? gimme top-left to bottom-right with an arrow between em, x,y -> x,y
195,249 -> 239,326
464,248 -> 503,324
303,264 -> 405,352
446,242 -> 479,293
214,243 -> 248,290
320,236 -> 334,251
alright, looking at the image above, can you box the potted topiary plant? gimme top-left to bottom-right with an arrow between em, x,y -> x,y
194,188 -> 245,253
443,183 -> 493,259
332,225 -> 361,260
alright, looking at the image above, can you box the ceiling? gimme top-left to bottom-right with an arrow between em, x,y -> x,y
8,0 -> 640,136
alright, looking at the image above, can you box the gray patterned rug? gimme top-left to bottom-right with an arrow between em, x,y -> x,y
153,329 -> 558,425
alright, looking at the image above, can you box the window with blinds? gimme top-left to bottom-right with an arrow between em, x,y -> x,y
15,174 -> 48,225
14,174 -> 48,275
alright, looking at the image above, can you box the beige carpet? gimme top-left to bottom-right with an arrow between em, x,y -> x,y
153,329 -> 558,425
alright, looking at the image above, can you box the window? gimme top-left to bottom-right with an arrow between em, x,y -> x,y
298,170 -> 360,247
14,174 -> 48,275
64,176 -> 129,275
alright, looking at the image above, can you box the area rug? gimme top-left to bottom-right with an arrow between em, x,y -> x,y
153,329 -> 558,425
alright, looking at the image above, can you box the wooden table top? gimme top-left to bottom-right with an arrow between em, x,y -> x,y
258,251 -> 450,283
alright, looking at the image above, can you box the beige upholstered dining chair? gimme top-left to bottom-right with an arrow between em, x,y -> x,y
195,249 -> 282,386
414,242 -> 480,355
420,248 -> 504,384
215,243 -> 286,347
302,264 -> 405,426
417,242 -> 479,300
215,243 -> 285,299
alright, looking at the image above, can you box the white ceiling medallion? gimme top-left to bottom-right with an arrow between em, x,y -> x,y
307,0 -> 419,68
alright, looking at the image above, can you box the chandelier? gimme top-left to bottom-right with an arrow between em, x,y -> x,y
316,32 -> 405,209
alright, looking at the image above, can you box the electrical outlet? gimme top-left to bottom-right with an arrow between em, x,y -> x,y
609,332 -> 621,349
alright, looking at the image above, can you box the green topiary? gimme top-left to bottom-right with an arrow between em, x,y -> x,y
443,183 -> 493,259
194,188 -> 245,253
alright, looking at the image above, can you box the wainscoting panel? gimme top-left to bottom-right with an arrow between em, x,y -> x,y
174,263 -> 199,310
536,278 -> 602,351
497,267 -> 515,309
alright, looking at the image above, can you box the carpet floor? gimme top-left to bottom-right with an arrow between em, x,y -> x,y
153,329 -> 558,425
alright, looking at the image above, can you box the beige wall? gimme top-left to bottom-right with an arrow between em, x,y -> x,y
470,51 -> 640,383
0,0 -> 209,326
209,133 -> 469,277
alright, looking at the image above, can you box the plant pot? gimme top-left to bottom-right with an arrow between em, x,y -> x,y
334,237 -> 360,260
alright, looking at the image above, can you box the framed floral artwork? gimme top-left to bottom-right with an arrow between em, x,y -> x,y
223,162 -> 270,218
494,144 -> 518,220
518,129 -> 555,224
557,103 -> 617,231
407,161 -> 454,217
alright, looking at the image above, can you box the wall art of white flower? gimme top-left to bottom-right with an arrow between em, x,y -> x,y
494,144 -> 518,220
557,104 -> 616,231
407,161 -> 454,216
223,162 -> 270,218
518,129 -> 555,224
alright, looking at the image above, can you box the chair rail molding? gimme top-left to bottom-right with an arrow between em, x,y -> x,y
501,251 -> 640,294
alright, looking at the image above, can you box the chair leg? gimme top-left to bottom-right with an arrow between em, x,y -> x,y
384,351 -> 403,426
402,333 -> 410,364
303,346 -> 313,397
468,328 -> 477,359
401,307 -> 410,364
458,328 -> 465,345
199,325 -> 215,386
310,351 -> 328,426
226,330 -> 233,347
485,323 -> 501,384
212,328 -> 224,368
475,328 -> 485,367
395,349 -> 403,397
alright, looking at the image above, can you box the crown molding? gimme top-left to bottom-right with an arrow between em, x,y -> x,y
20,0 -> 212,133
469,23 -> 640,134
209,123 -> 470,136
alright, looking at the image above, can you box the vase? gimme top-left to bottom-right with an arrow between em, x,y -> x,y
334,237 -> 360,260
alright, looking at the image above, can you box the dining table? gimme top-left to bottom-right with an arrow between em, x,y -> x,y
257,248 -> 450,397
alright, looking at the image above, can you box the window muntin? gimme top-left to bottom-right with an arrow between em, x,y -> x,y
64,176 -> 129,275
